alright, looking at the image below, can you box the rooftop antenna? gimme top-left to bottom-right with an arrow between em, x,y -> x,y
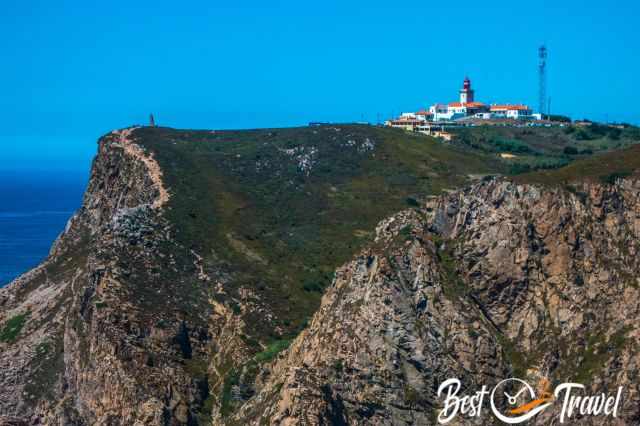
538,45 -> 548,117
149,113 -> 156,127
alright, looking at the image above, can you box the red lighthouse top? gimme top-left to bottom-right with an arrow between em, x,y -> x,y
463,76 -> 471,90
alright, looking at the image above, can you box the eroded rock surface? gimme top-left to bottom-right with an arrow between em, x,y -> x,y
2,126 -> 640,425
230,179 -> 640,425
0,129 -> 217,424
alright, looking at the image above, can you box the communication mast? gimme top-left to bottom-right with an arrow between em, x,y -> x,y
149,113 -> 156,127
538,45 -> 547,117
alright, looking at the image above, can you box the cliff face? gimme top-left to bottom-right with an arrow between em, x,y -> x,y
230,179 -> 640,425
0,128 -> 217,424
1,126 -> 639,425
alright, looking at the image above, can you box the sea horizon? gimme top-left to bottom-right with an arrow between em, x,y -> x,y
0,169 -> 87,287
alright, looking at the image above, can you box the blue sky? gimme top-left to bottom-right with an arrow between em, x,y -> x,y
1,0 -> 639,172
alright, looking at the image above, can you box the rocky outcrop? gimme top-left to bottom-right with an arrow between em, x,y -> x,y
2,125 -> 640,425
229,178 -> 640,425
0,128 -> 215,424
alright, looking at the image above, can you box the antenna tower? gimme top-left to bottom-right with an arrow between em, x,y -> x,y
538,45 -> 547,116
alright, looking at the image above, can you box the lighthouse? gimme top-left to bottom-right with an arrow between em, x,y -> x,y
459,76 -> 475,105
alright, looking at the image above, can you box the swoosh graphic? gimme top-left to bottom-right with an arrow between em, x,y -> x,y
490,378 -> 553,424
510,397 -> 554,415
494,402 -> 553,424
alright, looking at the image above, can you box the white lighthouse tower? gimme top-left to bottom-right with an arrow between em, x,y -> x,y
459,76 -> 474,105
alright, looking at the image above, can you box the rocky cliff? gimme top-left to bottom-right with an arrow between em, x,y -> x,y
230,178 -> 640,425
1,125 -> 639,425
0,128 -> 217,424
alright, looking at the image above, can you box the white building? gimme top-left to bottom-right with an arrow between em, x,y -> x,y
429,104 -> 454,121
386,76 -> 542,132
386,116 -> 424,131
490,105 -> 535,120
459,76 -> 474,104
415,110 -> 432,121
429,78 -> 490,121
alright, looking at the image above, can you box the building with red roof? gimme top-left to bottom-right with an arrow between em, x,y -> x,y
387,76 -> 541,131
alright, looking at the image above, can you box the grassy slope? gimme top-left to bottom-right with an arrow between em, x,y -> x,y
134,123 -> 640,341
106,124 -> 640,418
515,143 -> 640,185
451,124 -> 640,174
135,125 -> 504,339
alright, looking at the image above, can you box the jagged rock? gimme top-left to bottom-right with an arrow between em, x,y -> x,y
1,125 -> 640,425
230,179 -> 640,425
0,128 -> 214,424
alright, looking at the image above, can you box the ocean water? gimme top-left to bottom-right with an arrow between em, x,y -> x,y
0,171 -> 87,287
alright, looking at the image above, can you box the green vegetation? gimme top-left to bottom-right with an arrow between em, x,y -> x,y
495,333 -> 536,379
216,338 -> 293,418
133,123 -> 640,342
253,338 -> 292,363
198,395 -> 215,425
184,356 -> 209,379
183,357 -> 214,423
601,171 -> 631,185
492,318 -> 632,385
554,326 -> 631,384
399,225 -> 413,241
130,123 -> 640,392
0,312 -> 28,343
451,124 -> 640,177
135,125 -> 504,339
405,196 -> 420,207
220,369 -> 240,417
434,239 -> 468,300
516,143 -> 640,186
491,138 -> 533,154
24,337 -> 65,405
546,114 -> 572,123
403,384 -> 421,408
